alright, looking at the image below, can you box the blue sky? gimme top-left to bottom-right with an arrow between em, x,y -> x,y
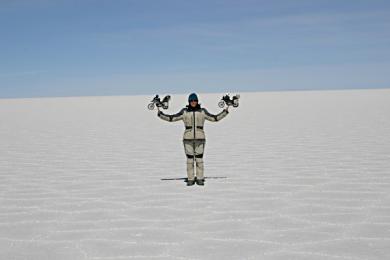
1,0 -> 390,98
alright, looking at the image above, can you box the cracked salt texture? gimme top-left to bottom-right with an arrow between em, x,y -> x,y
1,89 -> 390,260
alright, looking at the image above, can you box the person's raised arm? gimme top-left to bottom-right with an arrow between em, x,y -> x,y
203,107 -> 229,122
157,107 -> 185,122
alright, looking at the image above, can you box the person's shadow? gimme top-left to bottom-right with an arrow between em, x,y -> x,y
161,176 -> 227,183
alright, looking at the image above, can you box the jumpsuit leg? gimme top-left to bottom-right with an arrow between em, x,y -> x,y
186,158 -> 195,181
183,141 -> 195,181
194,140 -> 205,180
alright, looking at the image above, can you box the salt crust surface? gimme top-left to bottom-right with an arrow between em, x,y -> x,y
1,89 -> 389,259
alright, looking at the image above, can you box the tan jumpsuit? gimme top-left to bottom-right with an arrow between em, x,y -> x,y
158,106 -> 229,180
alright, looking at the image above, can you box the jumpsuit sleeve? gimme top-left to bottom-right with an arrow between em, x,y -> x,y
158,108 -> 185,122
202,108 -> 229,122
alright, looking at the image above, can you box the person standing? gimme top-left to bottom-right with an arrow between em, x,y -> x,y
157,93 -> 229,186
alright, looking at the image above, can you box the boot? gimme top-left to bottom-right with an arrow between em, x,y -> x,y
196,179 -> 205,186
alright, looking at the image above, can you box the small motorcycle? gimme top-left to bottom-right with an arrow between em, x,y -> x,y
148,95 -> 171,110
218,94 -> 240,108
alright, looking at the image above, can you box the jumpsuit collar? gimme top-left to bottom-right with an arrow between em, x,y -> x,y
186,104 -> 201,112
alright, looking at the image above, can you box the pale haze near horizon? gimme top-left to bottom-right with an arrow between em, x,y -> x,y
1,0 -> 390,98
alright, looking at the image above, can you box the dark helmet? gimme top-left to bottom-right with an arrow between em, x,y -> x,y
188,93 -> 199,102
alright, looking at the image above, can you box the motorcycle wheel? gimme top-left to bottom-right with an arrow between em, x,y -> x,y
218,100 -> 225,108
148,103 -> 155,110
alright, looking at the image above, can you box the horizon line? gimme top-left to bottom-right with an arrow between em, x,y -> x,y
1,86 -> 389,100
